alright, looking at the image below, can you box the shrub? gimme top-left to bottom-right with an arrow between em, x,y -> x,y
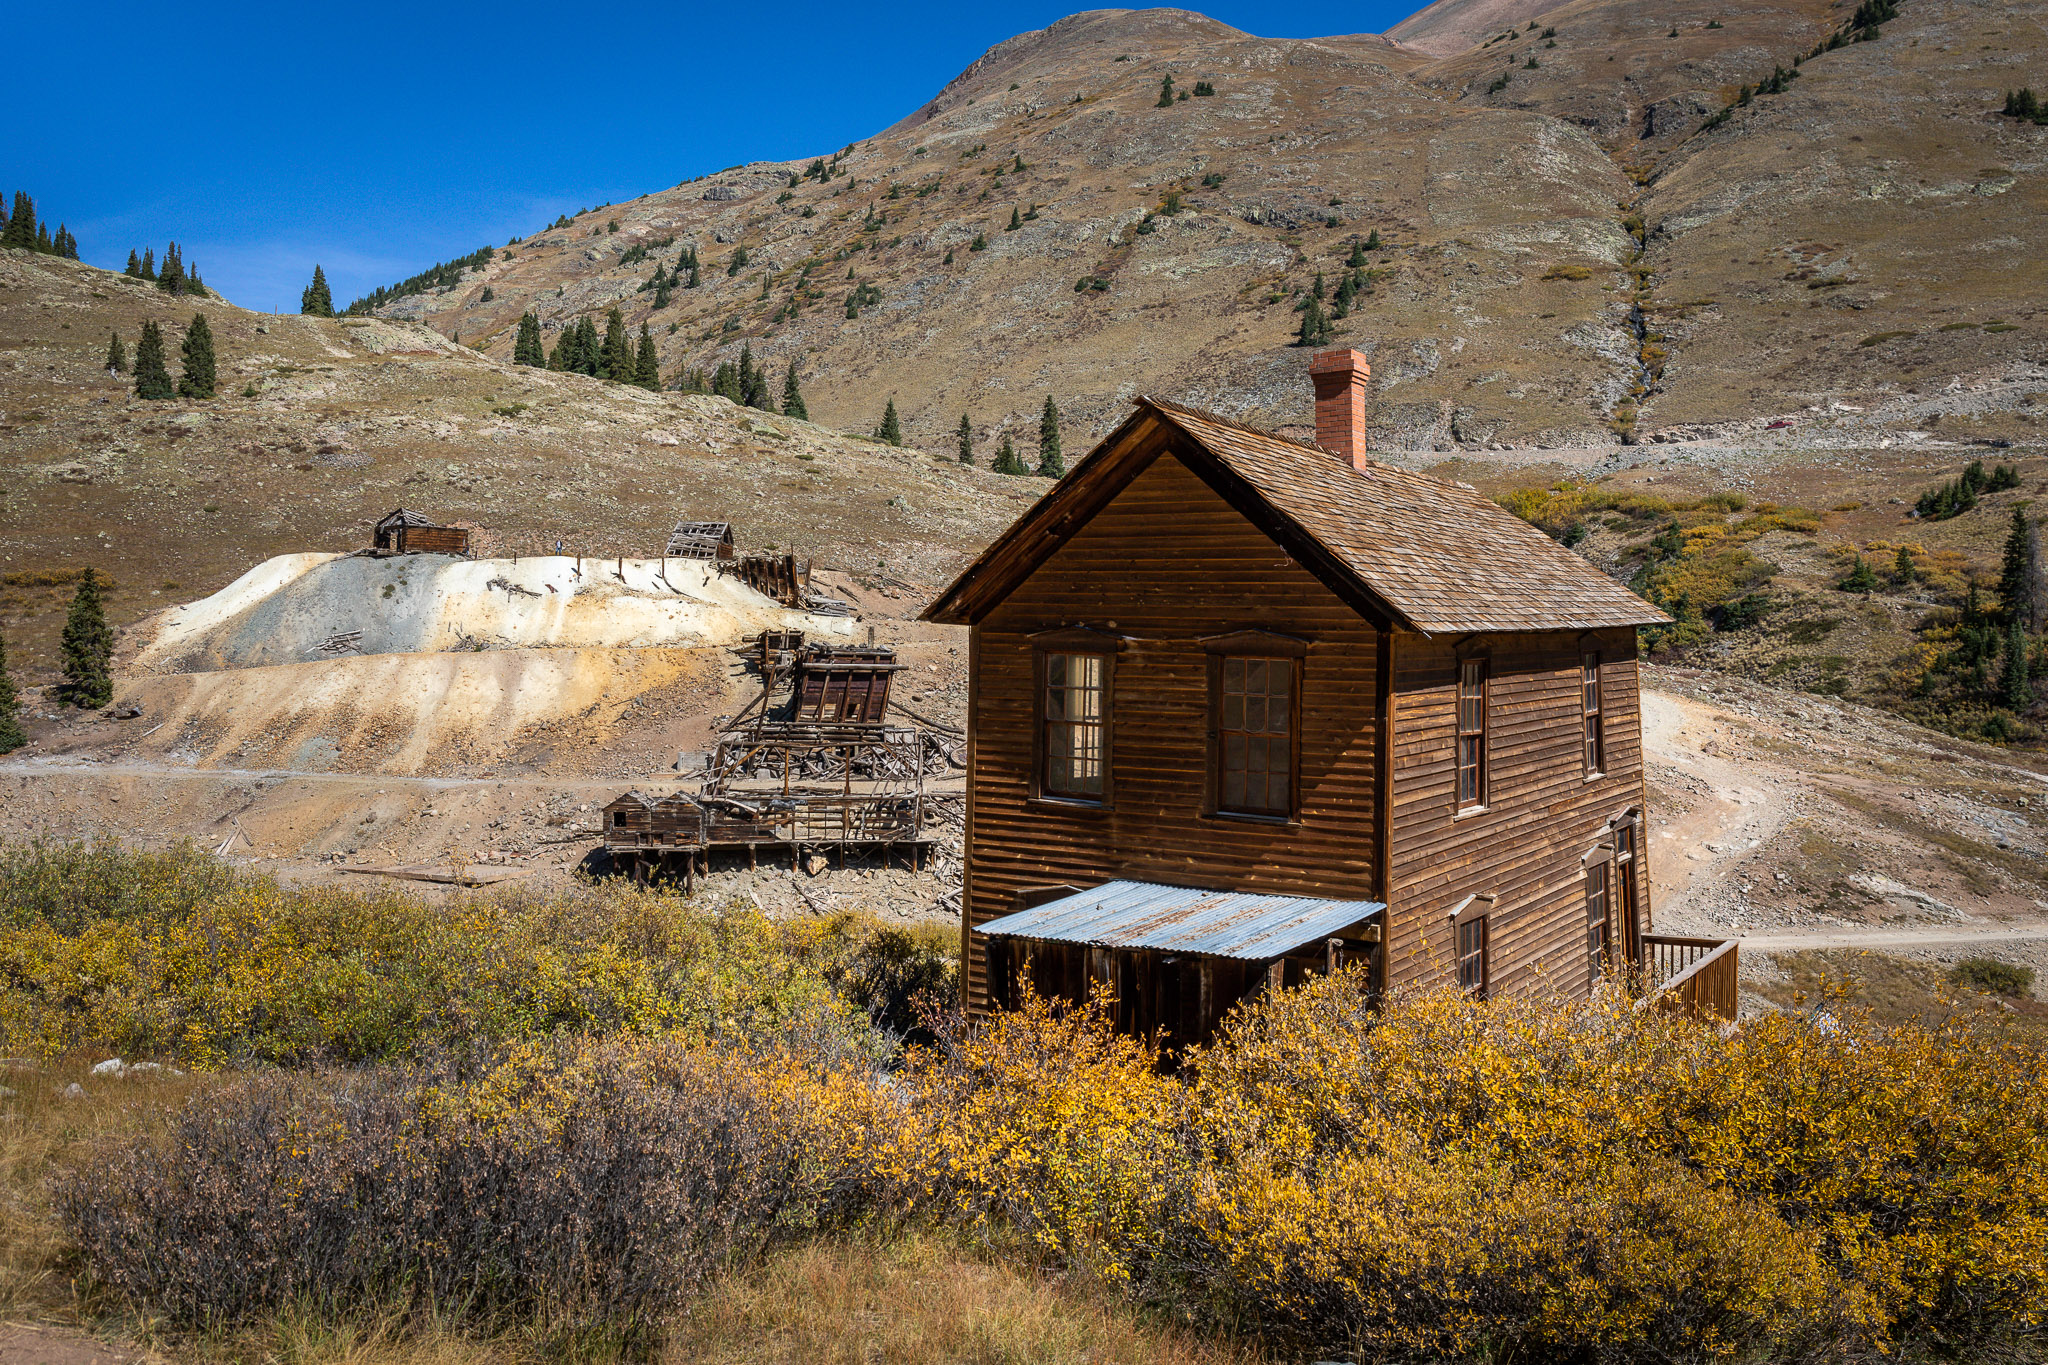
1541,263 -> 1593,281
1950,956 -> 2035,997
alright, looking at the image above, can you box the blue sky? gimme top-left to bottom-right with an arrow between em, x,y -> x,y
12,2 -> 1423,313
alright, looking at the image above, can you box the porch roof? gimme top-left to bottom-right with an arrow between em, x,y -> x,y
975,880 -> 1385,961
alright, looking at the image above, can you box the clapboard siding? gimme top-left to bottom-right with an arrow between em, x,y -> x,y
1385,628 -> 1648,1000
964,445 -> 1384,1010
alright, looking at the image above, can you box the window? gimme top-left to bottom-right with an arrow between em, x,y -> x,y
1457,658 -> 1488,809
1614,822 -> 1638,962
1582,652 -> 1605,777
1218,656 -> 1293,816
1585,861 -> 1610,983
1041,651 -> 1108,800
1457,916 -> 1488,996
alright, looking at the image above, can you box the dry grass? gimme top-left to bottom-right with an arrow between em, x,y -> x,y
1755,949 -> 2048,1039
665,1234 -> 1258,1365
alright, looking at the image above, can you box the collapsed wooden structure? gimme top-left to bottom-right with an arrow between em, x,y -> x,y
372,508 -> 470,557
924,348 -> 1739,1043
604,635 -> 954,885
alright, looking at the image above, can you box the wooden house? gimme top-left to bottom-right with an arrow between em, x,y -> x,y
373,509 -> 470,557
922,349 -> 1700,1045
666,521 -> 737,561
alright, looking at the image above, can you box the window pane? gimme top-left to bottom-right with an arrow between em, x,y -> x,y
1222,657 -> 1243,690
1043,652 -> 1108,799
1221,693 -> 1244,729
1218,654 -> 1293,815
1223,773 -> 1246,808
1269,686 -> 1291,732
1245,694 -> 1267,733
1223,732 -> 1247,770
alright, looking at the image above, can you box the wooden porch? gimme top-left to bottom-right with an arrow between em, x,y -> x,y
1640,933 -> 1741,1022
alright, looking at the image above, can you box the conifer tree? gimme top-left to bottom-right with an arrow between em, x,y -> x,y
1333,271 -> 1357,318
957,413 -> 974,465
1036,394 -> 1063,477
1007,206 -> 1022,231
54,225 -> 78,259
35,224 -> 51,253
125,249 -> 143,278
185,263 -> 207,297
877,397 -> 902,446
1365,228 -> 1382,250
1295,294 -> 1333,348
713,359 -> 742,402
2005,617 -> 2034,711
687,261 -> 701,288
1157,74 -> 1176,107
1893,544 -> 1918,584
727,245 -> 749,276
132,320 -> 174,400
140,247 -> 156,281
1,192 -> 34,249
58,568 -> 113,709
653,276 -> 671,308
2001,504 -> 2034,626
513,311 -> 545,367
575,316 -> 601,376
1838,553 -> 1878,595
0,629 -> 23,755
157,242 -> 186,295
105,332 -> 126,373
631,324 -> 659,391
781,362 -> 808,420
301,264 -> 334,317
177,313 -> 216,398
548,325 -> 573,371
600,307 -> 631,381
993,431 -> 1027,475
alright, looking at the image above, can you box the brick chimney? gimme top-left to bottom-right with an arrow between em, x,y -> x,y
1309,348 -> 1371,469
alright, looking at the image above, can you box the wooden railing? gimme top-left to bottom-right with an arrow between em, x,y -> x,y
1640,933 -> 1740,1022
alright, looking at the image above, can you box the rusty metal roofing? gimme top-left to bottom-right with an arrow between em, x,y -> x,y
974,880 -> 1385,961
1142,398 -> 1670,634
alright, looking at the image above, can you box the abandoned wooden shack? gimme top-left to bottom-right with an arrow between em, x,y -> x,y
372,508 -> 470,557
666,521 -> 737,561
923,348 -> 1737,1041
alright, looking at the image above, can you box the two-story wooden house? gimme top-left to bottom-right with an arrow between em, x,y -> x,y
922,349 -> 1676,1045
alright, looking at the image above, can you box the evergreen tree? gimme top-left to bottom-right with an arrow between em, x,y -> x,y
727,245 -> 750,276
957,412 -> 974,465
993,431 -> 1027,475
1347,240 -> 1367,269
781,362 -> 808,420
1365,228 -> 1382,250
1036,394 -> 1063,477
157,242 -> 185,295
2001,504 -> 2034,626
1893,544 -> 1918,584
1,192 -> 34,249
653,276 -> 671,308
1007,206 -> 1022,231
513,311 -> 545,366
104,332 -> 126,373
53,225 -> 78,259
1157,74 -> 1176,107
713,359 -> 742,402
0,629 -> 23,755
548,324 -> 573,371
125,249 -> 143,278
2005,617 -> 2034,711
1295,294 -> 1333,347
35,223 -> 51,252
58,568 -> 113,709
634,323 -> 662,391
177,313 -> 216,399
132,320 -> 174,400
185,263 -> 207,297
575,316 -> 601,375
1333,271 -> 1357,319
1837,553 -> 1878,595
687,261 -> 701,288
301,264 -> 334,316
877,397 -> 902,446
140,247 -> 156,281
598,308 -> 630,381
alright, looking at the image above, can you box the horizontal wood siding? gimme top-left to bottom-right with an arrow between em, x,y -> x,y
1386,628 -> 1645,1000
964,447 -> 1383,1011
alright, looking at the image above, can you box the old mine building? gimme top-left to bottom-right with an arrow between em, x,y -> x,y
372,508 -> 471,557
924,349 -> 1732,1046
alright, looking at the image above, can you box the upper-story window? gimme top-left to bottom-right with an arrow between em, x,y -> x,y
1218,656 -> 1294,817
1582,652 -> 1605,777
1040,651 -> 1109,801
1457,658 -> 1488,810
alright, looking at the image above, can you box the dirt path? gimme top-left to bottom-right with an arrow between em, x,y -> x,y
1639,688 -> 1793,924
0,1324 -> 155,1364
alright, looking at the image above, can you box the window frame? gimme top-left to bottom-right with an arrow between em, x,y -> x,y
1029,629 -> 1120,810
1581,651 -> 1606,779
1585,859 -> 1611,985
1455,655 -> 1489,812
1201,630 -> 1308,824
1449,892 -> 1494,999
1613,819 -> 1639,965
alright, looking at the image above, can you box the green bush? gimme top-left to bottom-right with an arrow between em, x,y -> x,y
1949,956 -> 2035,997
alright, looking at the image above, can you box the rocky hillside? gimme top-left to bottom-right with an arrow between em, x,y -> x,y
373,0 -> 2047,458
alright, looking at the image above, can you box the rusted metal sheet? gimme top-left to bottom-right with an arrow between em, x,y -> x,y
976,880 -> 1386,961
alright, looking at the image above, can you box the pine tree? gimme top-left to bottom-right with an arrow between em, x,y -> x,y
575,316 -> 601,376
1893,544 -> 1918,584
634,323 -> 661,391
54,225 -> 78,259
993,431 -> 1027,475
1333,271 -> 1357,319
877,397 -> 902,446
301,264 -> 334,316
1296,294 -> 1333,348
513,312 -> 545,367
1157,74 -> 1176,107
1,192 -> 34,249
1365,228 -> 1382,250
34,223 -> 51,252
686,262 -> 701,289
185,263 -> 207,297
1007,206 -> 1022,231
0,629 -> 23,755
177,313 -> 216,398
1036,394 -> 1063,477
132,321 -> 174,400
713,359 -> 742,402
157,242 -> 185,295
548,325 -> 573,371
727,245 -> 750,276
782,362 -> 808,420
140,247 -> 156,281
58,568 -> 113,709
1838,553 -> 1878,594
125,249 -> 143,278
653,276 -> 671,308
957,413 -> 974,465
599,308 -> 631,381
2005,616 -> 2033,711
105,332 -> 126,373
2001,504 -> 2034,626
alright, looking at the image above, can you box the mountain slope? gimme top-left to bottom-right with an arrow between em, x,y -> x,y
375,0 -> 2048,459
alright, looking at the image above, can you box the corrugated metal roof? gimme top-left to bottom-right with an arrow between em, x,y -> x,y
974,880 -> 1385,961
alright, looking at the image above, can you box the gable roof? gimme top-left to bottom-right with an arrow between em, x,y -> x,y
376,508 -> 445,530
923,397 -> 1668,636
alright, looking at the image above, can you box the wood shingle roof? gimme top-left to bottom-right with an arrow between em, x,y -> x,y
923,396 -> 1669,636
